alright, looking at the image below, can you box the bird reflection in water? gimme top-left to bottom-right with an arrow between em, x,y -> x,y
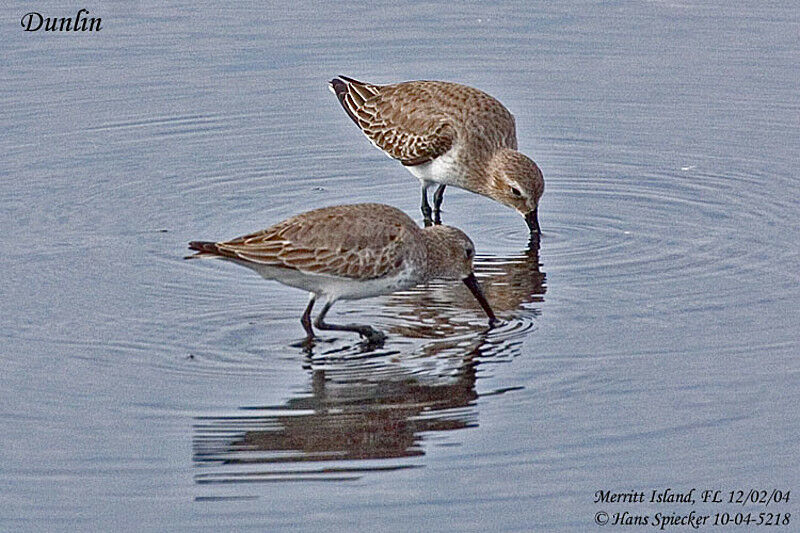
192,245 -> 545,483
383,242 -> 546,341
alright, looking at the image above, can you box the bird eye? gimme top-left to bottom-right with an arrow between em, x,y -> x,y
465,247 -> 474,259
510,186 -> 522,197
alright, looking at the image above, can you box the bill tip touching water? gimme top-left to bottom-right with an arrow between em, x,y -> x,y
186,203 -> 498,348
329,75 -> 544,235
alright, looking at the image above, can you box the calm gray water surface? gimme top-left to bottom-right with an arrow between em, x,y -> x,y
2,1 -> 799,531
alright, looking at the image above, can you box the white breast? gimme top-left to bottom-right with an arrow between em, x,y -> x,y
405,146 -> 466,187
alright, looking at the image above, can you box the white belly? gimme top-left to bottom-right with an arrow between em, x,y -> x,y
406,146 -> 466,187
240,261 -> 420,302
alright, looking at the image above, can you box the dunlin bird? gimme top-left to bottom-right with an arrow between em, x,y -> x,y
186,203 -> 497,346
329,76 -> 544,234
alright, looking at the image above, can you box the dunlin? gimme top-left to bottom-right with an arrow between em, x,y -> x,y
186,203 -> 497,346
329,76 -> 544,234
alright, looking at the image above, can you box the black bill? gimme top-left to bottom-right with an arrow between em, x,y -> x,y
462,273 -> 499,327
524,207 -> 540,235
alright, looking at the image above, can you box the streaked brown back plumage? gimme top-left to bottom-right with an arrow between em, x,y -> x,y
330,77 -> 517,167
187,204 -> 424,280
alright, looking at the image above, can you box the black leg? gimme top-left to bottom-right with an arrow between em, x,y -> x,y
300,295 -> 316,340
290,294 -> 317,349
432,184 -> 446,225
420,183 -> 433,227
313,301 -> 387,344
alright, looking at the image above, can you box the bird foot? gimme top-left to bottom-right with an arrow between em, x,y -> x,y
291,336 -> 318,349
488,317 -> 504,329
358,327 -> 387,346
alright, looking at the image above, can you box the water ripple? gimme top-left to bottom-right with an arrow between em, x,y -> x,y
187,248 -> 546,482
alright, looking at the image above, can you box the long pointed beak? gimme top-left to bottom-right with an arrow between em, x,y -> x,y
524,207 -> 540,235
462,273 -> 499,327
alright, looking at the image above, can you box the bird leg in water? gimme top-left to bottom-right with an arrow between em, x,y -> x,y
313,301 -> 387,344
432,184 -> 446,225
420,182 -> 433,227
300,294 -> 316,340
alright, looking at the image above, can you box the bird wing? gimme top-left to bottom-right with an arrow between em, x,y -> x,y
215,204 -> 418,279
331,77 -> 456,166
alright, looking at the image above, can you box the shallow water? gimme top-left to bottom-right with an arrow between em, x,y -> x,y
2,1 -> 799,531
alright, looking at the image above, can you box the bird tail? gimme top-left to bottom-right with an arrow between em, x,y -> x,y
184,241 -> 224,259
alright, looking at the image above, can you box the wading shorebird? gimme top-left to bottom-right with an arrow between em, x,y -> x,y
186,203 -> 497,346
329,76 -> 544,235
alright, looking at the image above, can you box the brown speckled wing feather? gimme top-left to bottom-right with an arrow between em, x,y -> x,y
215,204 -> 419,279
335,78 -> 456,166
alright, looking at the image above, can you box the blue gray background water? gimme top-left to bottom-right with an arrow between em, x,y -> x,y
2,1 -> 798,531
